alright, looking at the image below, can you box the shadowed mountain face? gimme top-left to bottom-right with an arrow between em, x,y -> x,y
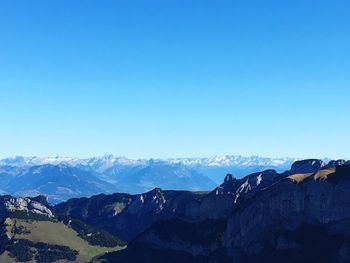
223,163 -> 350,263
54,159 -> 350,263
54,188 -> 208,242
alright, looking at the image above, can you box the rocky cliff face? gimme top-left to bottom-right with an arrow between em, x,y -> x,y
89,159 -> 350,263
54,188 -> 207,241
54,164 -> 299,242
0,195 -> 55,255
55,181 -> 243,241
224,162 -> 350,262
0,195 -> 53,219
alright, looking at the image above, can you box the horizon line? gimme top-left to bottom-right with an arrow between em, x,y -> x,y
0,154 -> 346,161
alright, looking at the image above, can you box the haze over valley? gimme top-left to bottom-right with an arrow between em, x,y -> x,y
0,154 -> 297,203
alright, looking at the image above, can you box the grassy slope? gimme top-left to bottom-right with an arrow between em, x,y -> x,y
0,252 -> 18,263
9,219 -> 123,263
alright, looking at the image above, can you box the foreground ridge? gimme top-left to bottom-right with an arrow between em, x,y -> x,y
0,195 -> 125,262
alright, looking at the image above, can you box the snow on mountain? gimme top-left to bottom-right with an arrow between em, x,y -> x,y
0,154 -> 313,203
0,156 -> 81,167
0,155 -> 296,169
165,155 -> 296,167
0,154 -> 299,184
85,155 -> 147,173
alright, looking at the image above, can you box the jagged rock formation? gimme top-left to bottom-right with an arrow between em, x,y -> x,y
224,161 -> 350,262
55,165 -> 299,242
54,188 -> 207,241
85,159 -> 350,263
0,195 -> 54,218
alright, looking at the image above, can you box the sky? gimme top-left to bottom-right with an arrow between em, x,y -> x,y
0,0 -> 349,159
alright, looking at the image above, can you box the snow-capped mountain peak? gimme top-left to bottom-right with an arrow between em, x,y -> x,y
0,155 -> 296,169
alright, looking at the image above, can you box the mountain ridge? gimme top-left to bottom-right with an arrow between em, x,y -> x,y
54,158 -> 350,263
1,155 -> 303,203
1,158 -> 350,262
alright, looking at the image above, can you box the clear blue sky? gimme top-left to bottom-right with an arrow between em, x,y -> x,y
0,0 -> 349,159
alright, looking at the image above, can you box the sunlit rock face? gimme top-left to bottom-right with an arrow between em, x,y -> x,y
0,195 -> 53,218
224,163 -> 350,262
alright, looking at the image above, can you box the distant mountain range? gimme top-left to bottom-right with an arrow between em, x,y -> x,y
1,158 -> 350,262
0,155 -> 304,203
0,155 -> 297,172
1,155 -> 299,179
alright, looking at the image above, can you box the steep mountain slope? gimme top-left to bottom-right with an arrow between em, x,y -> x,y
87,159 -> 350,263
54,188 -> 208,241
0,195 -> 124,263
223,161 -> 350,263
55,158 -> 307,242
94,218 -> 228,263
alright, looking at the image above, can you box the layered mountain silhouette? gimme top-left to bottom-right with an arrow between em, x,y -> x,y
53,158 -> 350,263
0,155 -> 295,203
2,158 -> 350,262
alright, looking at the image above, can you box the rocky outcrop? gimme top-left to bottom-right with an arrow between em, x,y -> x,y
325,159 -> 347,168
55,182 -> 242,242
290,159 -> 326,173
0,195 -> 53,218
